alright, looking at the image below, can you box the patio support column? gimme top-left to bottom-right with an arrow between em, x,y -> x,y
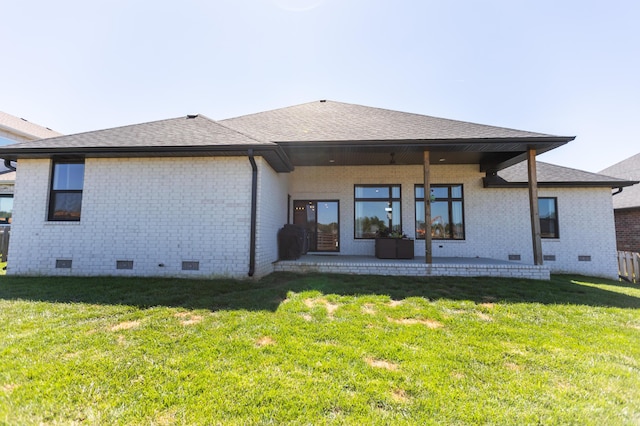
423,150 -> 432,263
527,148 -> 543,265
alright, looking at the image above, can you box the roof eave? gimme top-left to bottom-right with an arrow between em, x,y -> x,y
483,179 -> 639,189
0,144 -> 295,173
276,135 -> 575,149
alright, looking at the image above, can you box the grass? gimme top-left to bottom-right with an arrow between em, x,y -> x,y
1,273 -> 639,425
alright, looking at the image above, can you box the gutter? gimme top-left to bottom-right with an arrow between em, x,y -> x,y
0,145 -> 294,173
248,149 -> 258,277
3,159 -> 16,171
483,178 -> 639,189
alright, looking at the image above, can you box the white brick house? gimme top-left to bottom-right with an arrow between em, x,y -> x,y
0,101 -> 635,280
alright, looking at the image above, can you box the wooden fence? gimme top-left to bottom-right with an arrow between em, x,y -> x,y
0,226 -> 9,262
618,251 -> 640,284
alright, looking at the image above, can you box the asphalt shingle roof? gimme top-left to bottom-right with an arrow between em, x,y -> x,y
220,100 -> 558,142
600,152 -> 640,209
2,115 -> 273,150
496,161 -> 636,188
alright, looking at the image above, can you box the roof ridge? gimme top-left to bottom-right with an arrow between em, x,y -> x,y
218,99 -> 332,121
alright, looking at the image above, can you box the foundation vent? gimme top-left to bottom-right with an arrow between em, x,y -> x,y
55,259 -> 72,269
508,254 -> 521,261
116,260 -> 134,270
182,261 -> 200,271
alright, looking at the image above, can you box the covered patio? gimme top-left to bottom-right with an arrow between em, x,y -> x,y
274,254 -> 550,280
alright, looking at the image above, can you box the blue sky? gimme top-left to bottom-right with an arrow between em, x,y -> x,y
1,0 -> 638,172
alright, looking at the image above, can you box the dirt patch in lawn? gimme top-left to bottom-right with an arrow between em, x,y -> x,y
110,320 -> 140,331
476,312 -> 493,321
1,384 -> 19,393
505,362 -> 522,371
387,317 -> 444,329
174,312 -> 203,326
366,357 -> 399,371
391,388 -> 410,403
362,304 -> 376,315
256,336 -> 275,347
304,298 -> 340,318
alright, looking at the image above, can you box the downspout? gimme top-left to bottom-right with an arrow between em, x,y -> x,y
3,159 -> 16,171
612,187 -> 623,196
248,149 -> 258,277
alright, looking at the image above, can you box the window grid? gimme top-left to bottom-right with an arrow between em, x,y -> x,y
539,197 -> 559,239
354,185 -> 402,239
48,159 -> 85,222
415,184 -> 465,240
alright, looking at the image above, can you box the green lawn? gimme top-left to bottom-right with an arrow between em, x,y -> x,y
1,273 -> 639,425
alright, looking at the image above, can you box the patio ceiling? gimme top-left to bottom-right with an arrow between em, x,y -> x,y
279,137 -> 570,172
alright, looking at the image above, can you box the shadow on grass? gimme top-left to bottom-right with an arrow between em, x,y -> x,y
0,272 -> 638,311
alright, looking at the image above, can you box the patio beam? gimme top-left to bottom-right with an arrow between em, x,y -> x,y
527,148 -> 543,265
423,150 -> 432,263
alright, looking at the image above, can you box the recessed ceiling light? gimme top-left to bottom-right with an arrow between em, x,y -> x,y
439,158 -> 446,162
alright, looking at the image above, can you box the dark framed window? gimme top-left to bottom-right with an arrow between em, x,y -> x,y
0,195 -> 13,225
539,197 -> 559,238
415,184 -> 465,240
48,160 -> 85,221
354,185 -> 401,239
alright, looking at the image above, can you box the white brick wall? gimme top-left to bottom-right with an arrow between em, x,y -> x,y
254,157 -> 289,278
8,157 -> 261,278
7,159 -> 619,280
289,164 -> 619,279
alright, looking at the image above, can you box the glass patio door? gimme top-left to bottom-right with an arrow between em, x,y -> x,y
293,200 -> 339,252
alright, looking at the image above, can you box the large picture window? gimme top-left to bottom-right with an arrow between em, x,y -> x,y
354,185 -> 401,238
49,160 -> 85,221
415,184 -> 465,240
539,197 -> 559,238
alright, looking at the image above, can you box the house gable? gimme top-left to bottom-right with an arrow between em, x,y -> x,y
221,100 -> 575,172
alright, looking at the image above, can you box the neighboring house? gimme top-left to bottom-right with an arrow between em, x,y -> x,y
0,101 -> 635,280
0,111 -> 63,224
600,153 -> 640,253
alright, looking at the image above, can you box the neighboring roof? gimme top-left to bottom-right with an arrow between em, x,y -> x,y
600,152 -> 640,209
485,161 -> 638,189
0,171 -> 15,183
221,100 -> 575,170
0,114 -> 293,172
0,111 -> 62,140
